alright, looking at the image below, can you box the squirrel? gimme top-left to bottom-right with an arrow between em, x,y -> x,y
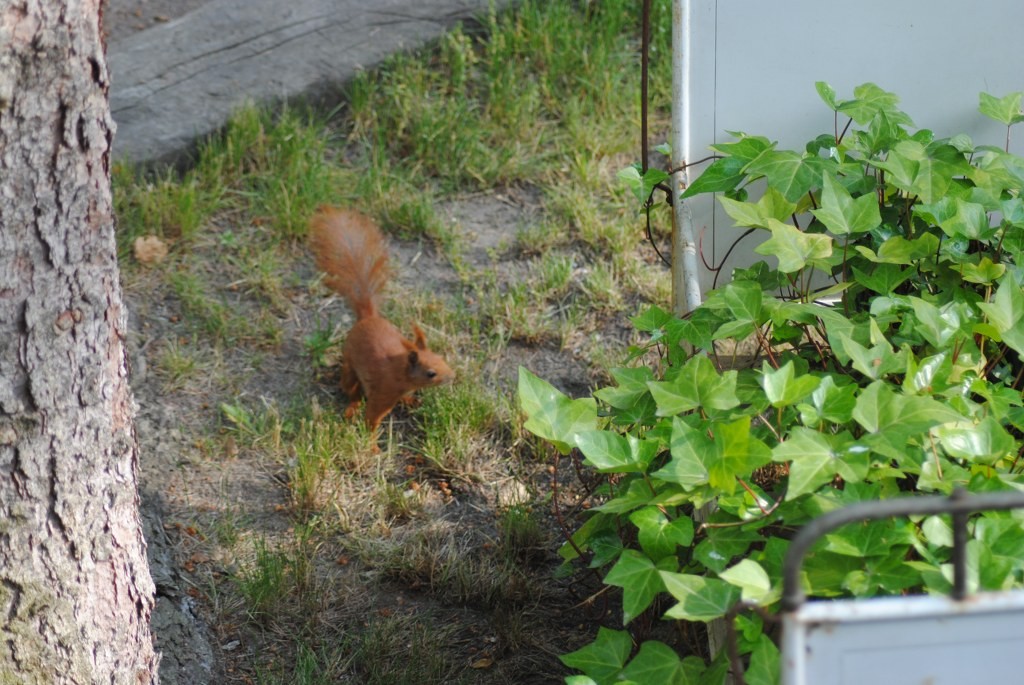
309,207 -> 455,435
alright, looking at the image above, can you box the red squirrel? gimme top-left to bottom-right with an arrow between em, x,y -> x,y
309,207 -> 454,434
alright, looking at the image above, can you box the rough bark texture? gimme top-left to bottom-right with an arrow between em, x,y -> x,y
0,1 -> 159,683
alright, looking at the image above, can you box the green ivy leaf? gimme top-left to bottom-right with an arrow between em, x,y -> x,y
651,417 -> 711,490
1001,197 -> 1024,227
681,156 -> 748,199
804,375 -> 857,424
811,173 -> 882,235
925,197 -> 994,240
647,355 -> 740,415
845,553 -> 921,596
714,281 -> 764,340
960,257 -> 1006,285
837,333 -> 903,380
565,677 -> 599,685
803,550 -> 865,595
744,634 -> 781,685
719,187 -> 797,230
970,380 -> 1023,421
709,132 -> 775,163
595,367 -> 654,407
694,525 -> 762,573
560,627 -> 633,684
908,298 -> 971,349
976,517 -> 1024,565
978,277 -> 1024,354
903,352 -> 954,395
772,427 -> 859,499
815,81 -> 839,110
823,519 -> 903,558
851,263 -> 912,294
853,381 -> 962,437
594,368 -> 658,425
661,573 -> 742,622
936,417 -> 1016,465
630,506 -> 695,560
760,360 -> 820,408
575,430 -> 657,474
605,550 -> 665,624
620,641 -> 706,685
755,218 -> 833,273
674,309 -> 719,350
723,280 -> 764,324
872,140 -> 949,203
587,529 -> 625,568
718,559 -> 777,604
744,149 -> 818,202
855,232 -> 940,265
618,165 -> 670,206
560,512 -> 615,563
705,416 -> 773,495
837,83 -> 913,126
979,91 -> 1024,126
518,367 -> 596,454
632,305 -> 673,332
921,515 -> 954,547
719,196 -> 765,229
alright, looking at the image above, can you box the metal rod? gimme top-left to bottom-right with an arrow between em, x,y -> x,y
641,0 -> 650,176
670,0 -> 702,316
951,488 -> 969,601
780,489 -> 1024,612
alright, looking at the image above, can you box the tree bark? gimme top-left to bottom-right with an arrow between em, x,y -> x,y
0,1 -> 159,683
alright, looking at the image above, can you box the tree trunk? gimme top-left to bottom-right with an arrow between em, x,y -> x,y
0,1 -> 159,683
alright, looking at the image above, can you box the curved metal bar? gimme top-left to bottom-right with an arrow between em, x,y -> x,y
780,488 -> 1024,612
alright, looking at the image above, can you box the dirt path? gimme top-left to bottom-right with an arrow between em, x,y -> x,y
122,181 -> 618,682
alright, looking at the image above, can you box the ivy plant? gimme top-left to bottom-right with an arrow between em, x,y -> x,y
521,83 -> 1024,684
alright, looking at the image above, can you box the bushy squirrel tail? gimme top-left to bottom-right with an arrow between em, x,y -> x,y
309,207 -> 390,320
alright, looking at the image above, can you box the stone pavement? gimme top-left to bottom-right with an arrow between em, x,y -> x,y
107,0 -> 507,164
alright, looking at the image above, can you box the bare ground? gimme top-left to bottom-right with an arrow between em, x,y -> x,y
123,181 -> 640,682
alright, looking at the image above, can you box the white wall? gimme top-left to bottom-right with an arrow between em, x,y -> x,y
682,0 -> 1024,292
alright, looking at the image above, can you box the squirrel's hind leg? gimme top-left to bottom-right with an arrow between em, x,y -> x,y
340,362 -> 365,420
363,392 -> 402,435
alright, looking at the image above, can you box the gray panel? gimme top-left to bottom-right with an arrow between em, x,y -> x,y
782,592 -> 1024,685
684,0 -> 1024,292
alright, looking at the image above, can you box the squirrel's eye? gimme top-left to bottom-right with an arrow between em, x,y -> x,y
427,369 -> 437,378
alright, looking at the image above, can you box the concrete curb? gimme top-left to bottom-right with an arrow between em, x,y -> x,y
108,0 -> 507,165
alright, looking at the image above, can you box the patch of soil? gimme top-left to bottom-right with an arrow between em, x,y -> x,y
125,187 -> 634,682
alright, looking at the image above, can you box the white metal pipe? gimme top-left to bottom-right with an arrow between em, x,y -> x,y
670,0 -> 703,316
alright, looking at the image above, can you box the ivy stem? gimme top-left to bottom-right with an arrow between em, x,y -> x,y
551,448 -> 588,562
754,414 -> 781,441
666,153 -> 722,174
737,477 -> 776,515
1013,361 -> 1024,391
928,433 -> 944,481
837,117 -> 853,145
984,344 -> 1009,379
698,497 -> 781,530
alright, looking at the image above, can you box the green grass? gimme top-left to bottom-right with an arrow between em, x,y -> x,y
113,1 -> 673,681
236,537 -> 290,618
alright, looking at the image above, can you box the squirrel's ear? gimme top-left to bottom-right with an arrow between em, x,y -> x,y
412,325 -> 428,350
407,349 -> 420,368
